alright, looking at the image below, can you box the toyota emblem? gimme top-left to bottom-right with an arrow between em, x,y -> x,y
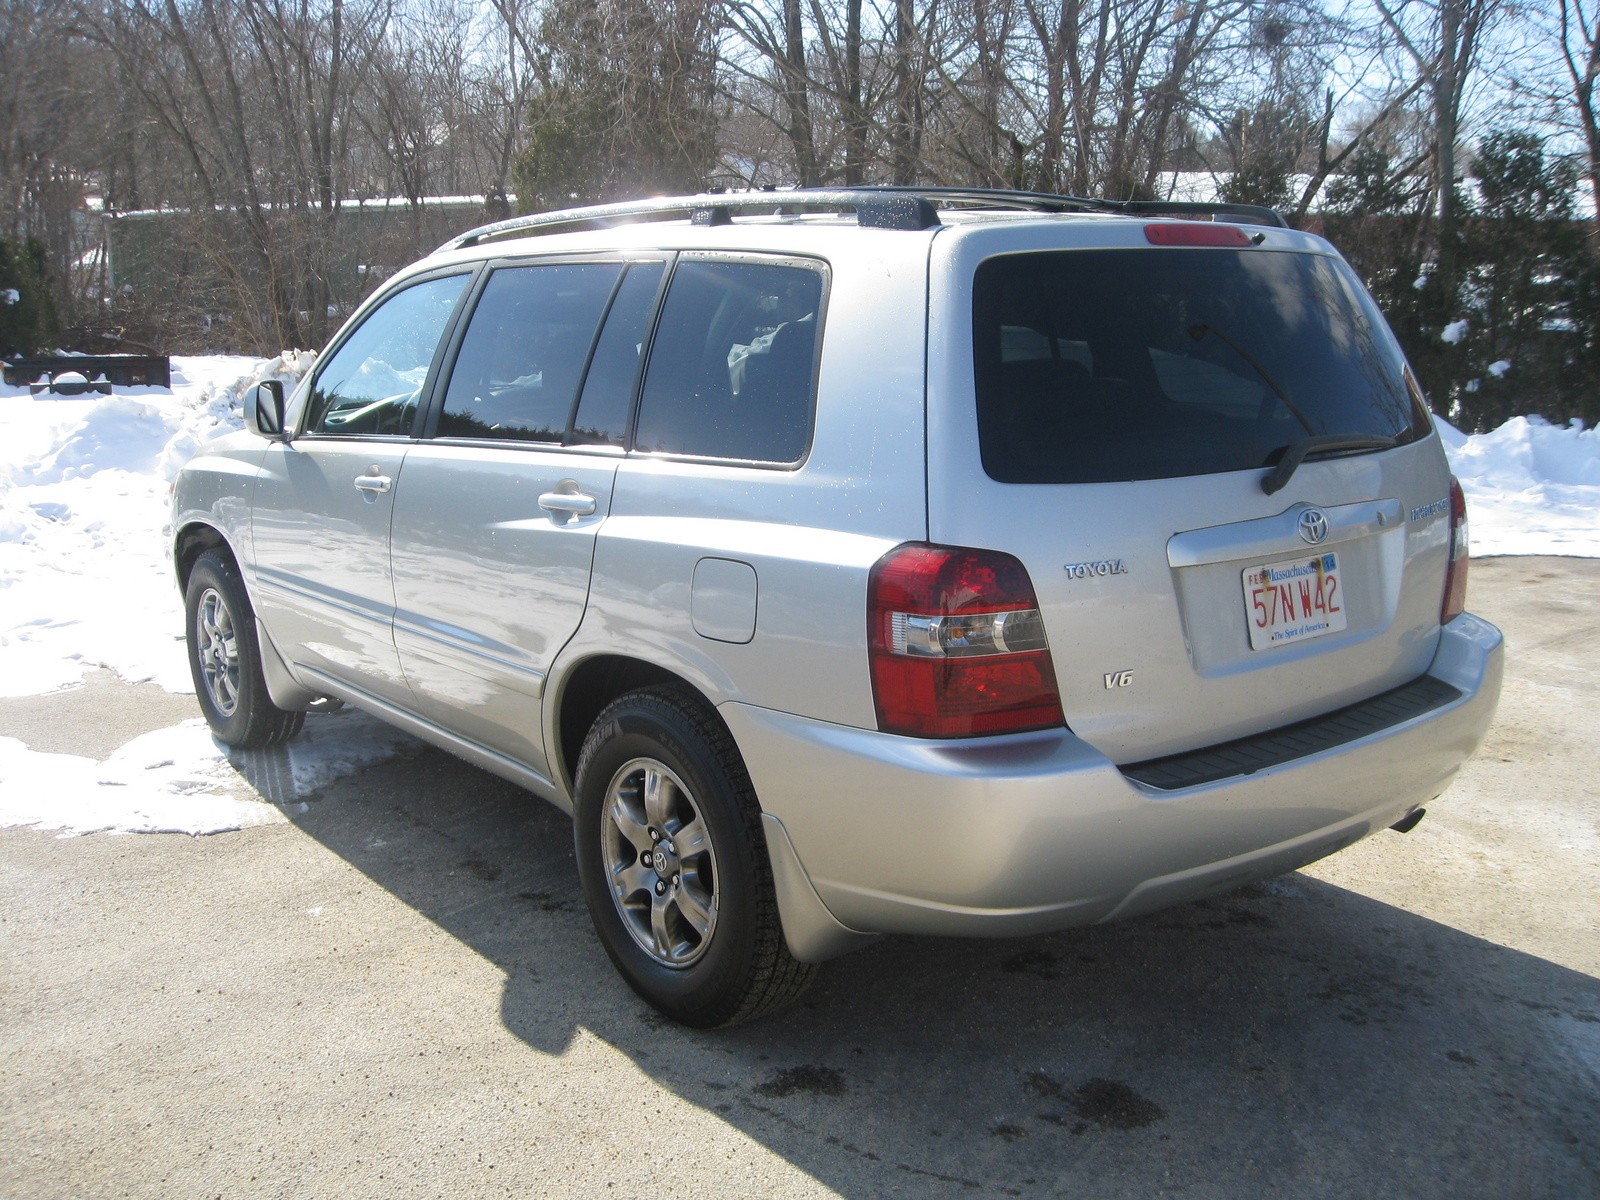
1298,508 -> 1330,545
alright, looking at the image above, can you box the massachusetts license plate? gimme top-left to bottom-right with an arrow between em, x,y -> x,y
1242,552 -> 1347,650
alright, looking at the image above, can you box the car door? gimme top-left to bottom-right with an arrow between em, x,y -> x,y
389,257 -> 667,780
250,270 -> 472,705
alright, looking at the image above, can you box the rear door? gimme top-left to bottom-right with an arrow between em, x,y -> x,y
389,257 -> 667,778
927,225 -> 1451,763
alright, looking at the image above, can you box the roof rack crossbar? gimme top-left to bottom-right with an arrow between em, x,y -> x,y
435,186 -> 1287,254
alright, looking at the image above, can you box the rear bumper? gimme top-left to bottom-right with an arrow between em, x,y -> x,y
727,612 -> 1502,958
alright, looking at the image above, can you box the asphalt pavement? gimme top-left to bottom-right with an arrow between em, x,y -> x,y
2,556 -> 1596,1199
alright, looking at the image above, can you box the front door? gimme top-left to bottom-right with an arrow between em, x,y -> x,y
249,270 -> 472,704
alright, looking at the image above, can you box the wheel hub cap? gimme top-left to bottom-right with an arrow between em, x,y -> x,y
601,758 -> 719,969
651,842 -> 679,879
195,587 -> 240,718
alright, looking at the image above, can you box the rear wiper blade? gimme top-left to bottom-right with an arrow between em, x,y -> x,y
1188,323 -> 1315,436
1261,434 -> 1398,495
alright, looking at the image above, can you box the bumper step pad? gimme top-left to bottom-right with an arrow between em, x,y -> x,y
1121,675 -> 1463,791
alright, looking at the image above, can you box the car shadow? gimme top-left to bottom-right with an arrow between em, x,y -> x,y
273,737 -> 1598,1199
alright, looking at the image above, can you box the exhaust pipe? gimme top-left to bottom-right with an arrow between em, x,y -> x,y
1389,808 -> 1426,834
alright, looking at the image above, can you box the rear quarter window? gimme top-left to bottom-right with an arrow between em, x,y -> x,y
633,257 -> 825,465
973,248 -> 1428,484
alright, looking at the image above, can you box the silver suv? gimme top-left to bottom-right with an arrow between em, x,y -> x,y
172,188 -> 1503,1027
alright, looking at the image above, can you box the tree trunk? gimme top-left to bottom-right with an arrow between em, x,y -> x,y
842,0 -> 865,184
1434,0 -> 1461,313
889,0 -> 917,184
782,0 -> 820,185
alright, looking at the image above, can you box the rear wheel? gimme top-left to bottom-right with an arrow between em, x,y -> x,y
184,550 -> 305,749
573,687 -> 814,1027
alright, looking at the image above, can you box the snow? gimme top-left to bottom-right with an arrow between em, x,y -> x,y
0,353 -> 414,836
111,194 -> 506,220
0,710 -> 418,837
1487,360 -> 1512,378
1,354 -> 313,698
1437,414 -> 1600,557
1,355 -> 1597,836
1442,319 -> 1470,344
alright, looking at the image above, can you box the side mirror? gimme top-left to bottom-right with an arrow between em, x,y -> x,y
245,380 -> 290,441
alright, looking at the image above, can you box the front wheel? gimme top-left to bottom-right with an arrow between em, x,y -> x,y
184,550 -> 305,749
573,687 -> 814,1028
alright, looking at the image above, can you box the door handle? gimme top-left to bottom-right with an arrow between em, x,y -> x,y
538,490 -> 597,519
354,473 -> 392,494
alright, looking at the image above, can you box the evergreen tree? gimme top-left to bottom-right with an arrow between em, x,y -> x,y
0,237 -> 61,358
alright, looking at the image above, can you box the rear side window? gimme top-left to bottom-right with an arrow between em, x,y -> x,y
570,260 -> 666,447
634,258 -> 824,464
973,249 -> 1428,484
439,263 -> 623,442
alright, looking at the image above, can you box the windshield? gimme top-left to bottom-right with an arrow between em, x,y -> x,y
972,248 -> 1430,484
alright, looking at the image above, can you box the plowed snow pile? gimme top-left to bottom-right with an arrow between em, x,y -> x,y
1435,415 -> 1600,556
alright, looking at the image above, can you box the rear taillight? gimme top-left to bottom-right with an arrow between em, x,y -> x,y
867,543 -> 1066,738
1442,476 -> 1469,624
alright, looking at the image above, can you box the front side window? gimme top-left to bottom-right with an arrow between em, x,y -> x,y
304,273 -> 469,436
973,249 -> 1429,484
438,263 -> 624,443
634,258 -> 824,464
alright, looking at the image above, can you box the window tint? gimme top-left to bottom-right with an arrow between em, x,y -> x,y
973,249 -> 1428,484
305,274 -> 468,436
438,263 -> 623,442
570,261 -> 666,447
634,259 -> 823,463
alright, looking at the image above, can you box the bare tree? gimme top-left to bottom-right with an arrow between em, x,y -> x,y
74,0 -> 395,347
5,0 -> 1574,361
1553,0 -> 1600,252
1372,0 -> 1503,304
477,0 -> 543,192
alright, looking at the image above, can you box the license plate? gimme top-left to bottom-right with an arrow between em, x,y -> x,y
1242,553 -> 1347,650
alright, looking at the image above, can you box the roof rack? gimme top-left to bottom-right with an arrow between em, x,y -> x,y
435,190 -> 940,252
435,187 -> 1287,254
846,186 -> 1288,228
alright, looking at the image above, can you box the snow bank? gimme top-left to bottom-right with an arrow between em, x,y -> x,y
1437,414 -> 1600,557
0,353 -> 313,697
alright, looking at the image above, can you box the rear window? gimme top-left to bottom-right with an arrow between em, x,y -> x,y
972,248 -> 1429,484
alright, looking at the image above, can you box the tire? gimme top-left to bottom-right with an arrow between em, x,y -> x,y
573,687 -> 816,1028
184,550 -> 305,749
